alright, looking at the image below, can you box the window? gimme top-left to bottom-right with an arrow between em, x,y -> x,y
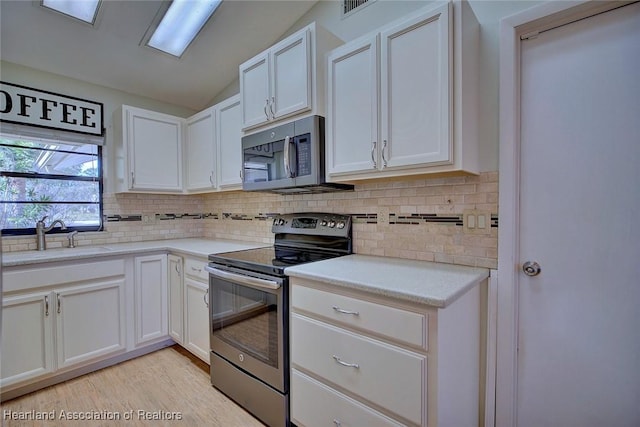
0,132 -> 103,235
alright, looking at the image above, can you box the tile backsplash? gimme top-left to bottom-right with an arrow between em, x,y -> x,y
2,172 -> 498,269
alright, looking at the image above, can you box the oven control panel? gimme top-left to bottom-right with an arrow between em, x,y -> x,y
271,213 -> 351,237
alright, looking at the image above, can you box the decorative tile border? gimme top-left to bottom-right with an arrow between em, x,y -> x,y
105,214 -> 142,222
390,213 -> 464,226
104,211 -> 497,227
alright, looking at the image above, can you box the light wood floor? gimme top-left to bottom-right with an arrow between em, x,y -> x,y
1,346 -> 266,427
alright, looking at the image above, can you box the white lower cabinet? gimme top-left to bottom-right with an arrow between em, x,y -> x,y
1,259 -> 127,391
183,278 -> 210,362
291,278 -> 481,427
56,280 -> 126,369
168,254 -> 211,363
292,370 -> 403,427
168,254 -> 184,344
1,292 -> 55,387
134,254 -> 168,346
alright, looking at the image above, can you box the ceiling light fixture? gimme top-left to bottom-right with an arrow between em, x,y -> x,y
146,0 -> 222,58
41,0 -> 101,25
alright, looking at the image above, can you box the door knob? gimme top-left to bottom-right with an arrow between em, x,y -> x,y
522,261 -> 541,276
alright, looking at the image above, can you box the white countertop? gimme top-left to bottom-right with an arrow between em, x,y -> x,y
2,238 -> 269,267
285,254 -> 490,308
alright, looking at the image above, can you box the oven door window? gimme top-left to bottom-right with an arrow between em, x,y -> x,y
211,280 -> 279,368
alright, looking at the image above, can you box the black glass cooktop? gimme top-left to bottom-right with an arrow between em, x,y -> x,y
208,246 -> 342,276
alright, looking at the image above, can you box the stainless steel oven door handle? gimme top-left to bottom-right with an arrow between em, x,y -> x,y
205,266 -> 281,290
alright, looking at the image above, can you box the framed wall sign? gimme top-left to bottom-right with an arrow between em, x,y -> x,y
0,81 -> 104,136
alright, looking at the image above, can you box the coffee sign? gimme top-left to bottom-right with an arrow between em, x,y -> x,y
0,81 -> 104,136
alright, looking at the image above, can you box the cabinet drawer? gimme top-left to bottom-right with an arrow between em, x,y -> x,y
184,258 -> 208,281
292,285 -> 427,349
292,314 -> 426,425
4,259 -> 125,293
292,369 -> 403,427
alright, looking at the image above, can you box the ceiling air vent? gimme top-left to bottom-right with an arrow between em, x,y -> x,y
342,0 -> 374,18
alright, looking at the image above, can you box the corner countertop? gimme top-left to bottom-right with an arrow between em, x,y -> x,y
285,254 -> 490,308
2,238 -> 269,267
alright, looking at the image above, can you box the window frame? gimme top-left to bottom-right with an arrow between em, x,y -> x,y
0,136 -> 104,236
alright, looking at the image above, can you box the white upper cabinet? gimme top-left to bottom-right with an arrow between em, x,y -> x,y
240,51 -> 272,129
326,35 -> 379,175
327,1 -> 480,181
185,107 -> 216,191
216,95 -> 243,190
113,105 -> 184,193
240,22 -> 342,131
270,29 -> 311,120
184,94 -> 243,193
380,5 -> 451,169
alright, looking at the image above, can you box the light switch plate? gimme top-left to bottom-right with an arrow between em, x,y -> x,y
463,209 -> 491,234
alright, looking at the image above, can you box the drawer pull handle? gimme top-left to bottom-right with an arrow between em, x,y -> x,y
332,355 -> 359,369
333,420 -> 342,427
191,266 -> 202,272
332,306 -> 359,316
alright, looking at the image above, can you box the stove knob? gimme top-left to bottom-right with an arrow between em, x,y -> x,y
328,220 -> 336,228
337,221 -> 345,229
273,218 -> 279,226
321,220 -> 328,227
279,218 -> 286,226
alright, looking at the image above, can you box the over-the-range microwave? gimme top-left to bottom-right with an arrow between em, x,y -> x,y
241,115 -> 353,194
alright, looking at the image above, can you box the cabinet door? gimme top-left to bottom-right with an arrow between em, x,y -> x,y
134,254 -> 168,346
1,292 -> 55,387
127,107 -> 183,191
240,51 -> 270,129
168,254 -> 183,344
270,28 -> 312,120
380,4 -> 452,169
185,107 -> 216,191
183,278 -> 210,363
216,95 -> 243,190
327,35 -> 379,176
56,280 -> 126,369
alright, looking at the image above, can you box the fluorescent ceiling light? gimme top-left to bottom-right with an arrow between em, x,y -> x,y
41,0 -> 101,24
147,0 -> 222,57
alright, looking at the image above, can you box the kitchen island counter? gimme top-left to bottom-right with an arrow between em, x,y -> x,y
285,254 -> 489,308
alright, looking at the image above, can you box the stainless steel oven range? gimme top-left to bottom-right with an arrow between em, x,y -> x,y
206,213 -> 352,427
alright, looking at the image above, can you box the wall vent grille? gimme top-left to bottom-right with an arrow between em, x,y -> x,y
342,0 -> 373,18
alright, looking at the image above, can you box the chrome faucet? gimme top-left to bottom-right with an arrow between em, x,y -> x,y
35,216 -> 67,251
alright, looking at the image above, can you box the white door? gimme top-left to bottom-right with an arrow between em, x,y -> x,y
516,3 -> 640,425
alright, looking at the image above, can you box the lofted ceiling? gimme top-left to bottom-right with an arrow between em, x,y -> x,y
0,0 -> 318,111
